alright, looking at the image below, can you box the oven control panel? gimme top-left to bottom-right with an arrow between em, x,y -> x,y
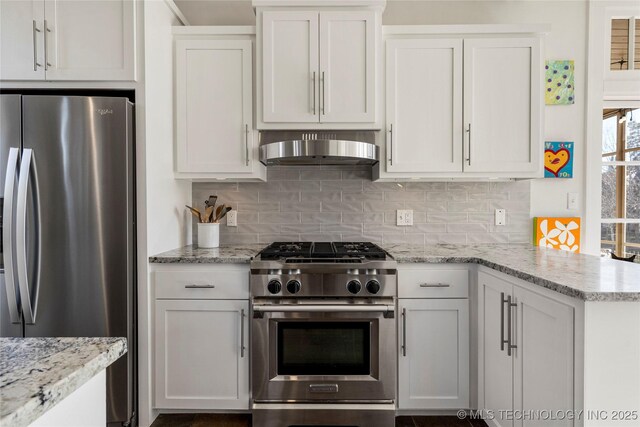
251,273 -> 397,298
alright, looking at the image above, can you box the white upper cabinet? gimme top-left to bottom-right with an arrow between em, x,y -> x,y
259,9 -> 380,128
376,29 -> 544,181
262,11 -> 319,123
175,37 -> 265,180
463,37 -> 541,175
0,0 -> 45,80
0,0 -> 135,81
319,11 -> 376,123
385,38 -> 463,174
43,0 -> 135,81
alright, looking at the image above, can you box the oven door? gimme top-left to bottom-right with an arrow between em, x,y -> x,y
251,301 -> 396,403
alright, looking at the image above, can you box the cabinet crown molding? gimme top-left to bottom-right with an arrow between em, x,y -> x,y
253,0 -> 385,9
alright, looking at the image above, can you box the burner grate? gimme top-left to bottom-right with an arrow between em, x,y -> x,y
259,241 -> 388,262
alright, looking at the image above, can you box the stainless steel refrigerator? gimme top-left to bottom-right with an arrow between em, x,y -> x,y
1,95 -> 136,426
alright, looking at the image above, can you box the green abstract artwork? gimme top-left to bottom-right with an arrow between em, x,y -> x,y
545,60 -> 574,105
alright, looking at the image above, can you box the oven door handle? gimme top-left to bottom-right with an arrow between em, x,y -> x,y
252,304 -> 395,314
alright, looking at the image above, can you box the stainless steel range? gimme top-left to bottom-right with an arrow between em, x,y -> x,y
250,242 -> 397,427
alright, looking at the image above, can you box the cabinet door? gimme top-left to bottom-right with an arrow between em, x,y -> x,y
478,272 -> 514,427
43,0 -> 135,81
155,299 -> 249,410
262,11 -> 319,123
463,38 -> 541,174
319,11 -> 376,123
398,299 -> 469,409
385,38 -> 463,173
175,39 -> 254,174
0,0 -> 45,80
513,286 -> 574,427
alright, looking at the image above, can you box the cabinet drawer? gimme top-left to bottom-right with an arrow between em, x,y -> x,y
399,268 -> 469,298
154,269 -> 249,300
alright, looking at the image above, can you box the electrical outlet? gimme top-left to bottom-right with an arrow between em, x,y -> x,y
567,192 -> 579,210
495,209 -> 506,226
226,210 -> 237,227
396,209 -> 413,226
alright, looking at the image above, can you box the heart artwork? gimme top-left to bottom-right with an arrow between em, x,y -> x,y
544,148 -> 570,177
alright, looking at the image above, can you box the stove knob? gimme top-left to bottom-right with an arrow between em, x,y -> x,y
347,280 -> 362,295
286,279 -> 302,294
267,279 -> 282,294
366,279 -> 381,295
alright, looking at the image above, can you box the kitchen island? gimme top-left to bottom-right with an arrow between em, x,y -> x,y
0,337 -> 127,427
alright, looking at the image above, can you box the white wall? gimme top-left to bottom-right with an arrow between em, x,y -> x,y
140,1 -> 191,425
175,0 -> 590,250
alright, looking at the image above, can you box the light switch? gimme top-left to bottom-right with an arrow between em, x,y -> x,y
227,210 -> 237,227
567,192 -> 579,210
495,209 -> 506,226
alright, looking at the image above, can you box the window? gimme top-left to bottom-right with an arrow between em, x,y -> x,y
601,108 -> 640,261
610,18 -> 640,71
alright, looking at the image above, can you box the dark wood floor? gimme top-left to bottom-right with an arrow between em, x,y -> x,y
150,414 -> 488,427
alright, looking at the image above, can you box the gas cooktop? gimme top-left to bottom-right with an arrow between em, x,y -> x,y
258,241 -> 389,261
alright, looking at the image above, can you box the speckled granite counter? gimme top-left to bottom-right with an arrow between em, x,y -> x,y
149,244 -> 264,264
383,244 -> 640,302
0,337 -> 127,427
149,244 -> 640,302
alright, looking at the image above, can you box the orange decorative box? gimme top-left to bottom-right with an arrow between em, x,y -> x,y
533,217 -> 581,253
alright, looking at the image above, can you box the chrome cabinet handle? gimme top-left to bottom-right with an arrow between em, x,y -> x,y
388,124 -> 393,166
16,149 -> 41,325
184,284 -> 215,289
245,124 -> 250,166
321,71 -> 325,116
312,71 -> 316,115
3,148 -> 21,323
32,21 -> 41,71
240,309 -> 246,358
507,295 -> 517,356
44,20 -> 51,69
420,283 -> 450,288
465,123 -> 471,165
401,307 -> 407,357
500,292 -> 507,352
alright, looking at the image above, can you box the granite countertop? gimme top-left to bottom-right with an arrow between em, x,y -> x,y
0,337 -> 127,427
149,244 -> 265,264
383,244 -> 640,302
149,244 -> 640,302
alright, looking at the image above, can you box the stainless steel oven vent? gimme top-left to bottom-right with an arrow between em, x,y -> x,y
259,130 -> 379,166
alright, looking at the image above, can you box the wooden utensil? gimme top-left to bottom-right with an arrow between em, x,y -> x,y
218,206 -> 232,221
185,205 -> 203,223
213,204 -> 225,222
204,206 -> 214,223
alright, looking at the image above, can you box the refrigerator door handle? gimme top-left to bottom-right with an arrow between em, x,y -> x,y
16,149 -> 42,325
3,148 -> 22,323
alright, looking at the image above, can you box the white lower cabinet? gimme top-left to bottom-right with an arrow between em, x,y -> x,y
155,299 -> 249,410
153,266 -> 250,410
398,298 -> 469,409
478,270 -> 574,427
398,266 -> 470,410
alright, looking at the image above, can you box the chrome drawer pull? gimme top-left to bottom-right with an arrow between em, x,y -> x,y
419,283 -> 450,288
184,284 -> 215,289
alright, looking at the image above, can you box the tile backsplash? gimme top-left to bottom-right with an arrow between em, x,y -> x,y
192,166 -> 531,245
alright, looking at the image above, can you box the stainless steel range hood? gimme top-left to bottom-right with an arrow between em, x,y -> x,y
259,131 -> 379,166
